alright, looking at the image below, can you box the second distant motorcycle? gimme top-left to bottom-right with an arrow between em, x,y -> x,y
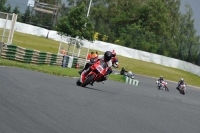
156,80 -> 169,91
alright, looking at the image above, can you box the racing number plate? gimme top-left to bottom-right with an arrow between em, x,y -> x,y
96,65 -> 103,73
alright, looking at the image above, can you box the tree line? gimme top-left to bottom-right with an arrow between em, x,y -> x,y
1,0 -> 200,65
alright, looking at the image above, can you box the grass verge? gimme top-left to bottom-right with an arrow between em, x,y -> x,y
0,31 -> 199,87
0,57 -> 125,83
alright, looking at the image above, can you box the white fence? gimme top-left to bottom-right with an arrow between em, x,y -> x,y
0,19 -> 200,76
0,12 -> 17,45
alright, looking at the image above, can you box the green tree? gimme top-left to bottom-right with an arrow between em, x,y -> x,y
0,0 -> 7,11
177,3 -> 199,63
21,6 -> 31,23
0,0 -> 11,13
5,3 -> 11,13
56,4 -> 94,41
12,5 -> 20,14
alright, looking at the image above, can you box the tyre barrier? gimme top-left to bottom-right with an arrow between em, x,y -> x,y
0,44 -> 63,66
124,76 -> 140,86
0,44 -> 87,69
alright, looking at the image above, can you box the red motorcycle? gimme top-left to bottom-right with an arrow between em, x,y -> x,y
76,60 -> 108,87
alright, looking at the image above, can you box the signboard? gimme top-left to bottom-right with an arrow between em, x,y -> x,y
27,0 -> 35,7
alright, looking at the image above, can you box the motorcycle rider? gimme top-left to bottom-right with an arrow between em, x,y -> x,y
157,76 -> 165,87
78,50 -> 118,85
120,67 -> 128,75
78,50 -> 118,75
84,51 -> 114,86
177,78 -> 186,89
105,50 -> 119,76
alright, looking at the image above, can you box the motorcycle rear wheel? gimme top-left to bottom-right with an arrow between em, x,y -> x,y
81,74 -> 95,87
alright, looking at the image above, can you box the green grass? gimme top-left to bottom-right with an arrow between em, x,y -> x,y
1,31 -> 200,87
0,57 -> 78,77
0,57 -> 125,83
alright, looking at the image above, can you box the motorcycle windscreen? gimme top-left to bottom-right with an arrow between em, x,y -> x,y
96,60 -> 107,73
181,85 -> 186,88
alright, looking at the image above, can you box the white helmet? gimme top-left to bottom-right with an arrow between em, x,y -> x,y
128,71 -> 132,74
181,78 -> 184,81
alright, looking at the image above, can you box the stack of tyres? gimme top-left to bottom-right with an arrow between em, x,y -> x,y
38,52 -> 47,65
6,44 -> 17,60
72,57 -> 78,68
50,54 -> 57,65
24,49 -> 34,63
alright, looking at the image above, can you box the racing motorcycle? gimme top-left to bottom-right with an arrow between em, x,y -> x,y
125,71 -> 135,79
156,80 -> 169,91
76,60 -> 108,87
120,68 -> 134,79
177,83 -> 187,95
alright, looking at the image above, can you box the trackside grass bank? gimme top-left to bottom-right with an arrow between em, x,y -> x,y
0,31 -> 199,87
0,57 -> 124,82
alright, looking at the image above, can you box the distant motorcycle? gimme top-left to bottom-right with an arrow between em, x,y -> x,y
177,83 -> 187,95
120,68 -> 134,79
125,71 -> 135,79
156,80 -> 169,91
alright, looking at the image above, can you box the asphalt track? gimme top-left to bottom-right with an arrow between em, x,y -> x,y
0,67 -> 200,133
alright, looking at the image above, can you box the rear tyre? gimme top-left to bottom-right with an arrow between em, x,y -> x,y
81,74 -> 95,87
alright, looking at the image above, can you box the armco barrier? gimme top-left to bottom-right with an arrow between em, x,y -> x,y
124,76 -> 140,86
0,44 -> 63,66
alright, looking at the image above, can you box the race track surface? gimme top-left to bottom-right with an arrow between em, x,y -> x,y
0,67 -> 200,133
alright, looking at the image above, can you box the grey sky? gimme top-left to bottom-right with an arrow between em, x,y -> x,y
6,0 -> 200,35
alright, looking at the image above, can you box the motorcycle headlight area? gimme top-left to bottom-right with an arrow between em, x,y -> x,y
96,65 -> 104,73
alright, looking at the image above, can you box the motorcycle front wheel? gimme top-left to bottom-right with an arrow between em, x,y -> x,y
76,78 -> 82,86
164,86 -> 169,91
181,89 -> 185,95
81,74 -> 95,87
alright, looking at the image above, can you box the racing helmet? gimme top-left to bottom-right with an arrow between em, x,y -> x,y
128,71 -> 132,75
104,51 -> 112,62
180,78 -> 184,82
112,50 -> 116,57
160,76 -> 163,80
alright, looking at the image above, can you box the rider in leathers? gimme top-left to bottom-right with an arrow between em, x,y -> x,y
157,76 -> 165,87
78,50 -> 118,75
78,51 -> 118,85
104,50 -> 119,76
177,78 -> 186,89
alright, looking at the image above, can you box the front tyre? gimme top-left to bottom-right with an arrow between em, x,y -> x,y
81,74 -> 95,87
181,89 -> 185,95
76,78 -> 82,86
165,86 -> 169,91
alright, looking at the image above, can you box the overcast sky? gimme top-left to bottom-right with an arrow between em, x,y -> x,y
6,0 -> 200,35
